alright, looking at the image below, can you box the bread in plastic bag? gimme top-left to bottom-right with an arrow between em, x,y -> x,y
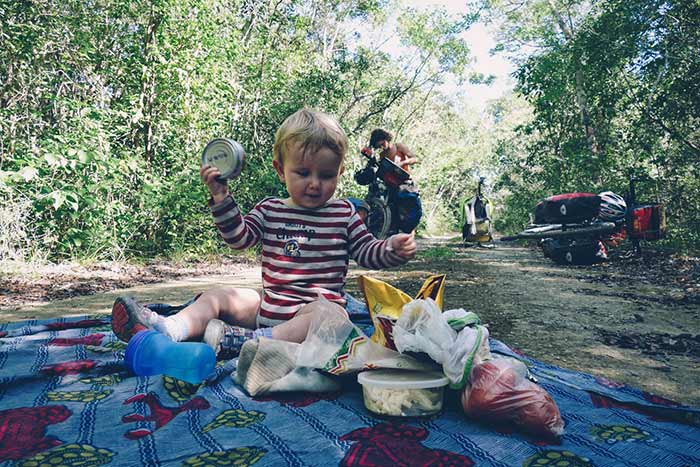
461,358 -> 565,438
296,296 -> 435,374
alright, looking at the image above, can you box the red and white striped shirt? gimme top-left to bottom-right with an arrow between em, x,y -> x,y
210,196 -> 407,327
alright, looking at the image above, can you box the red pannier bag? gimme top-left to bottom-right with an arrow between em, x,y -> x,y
630,204 -> 666,240
461,358 -> 565,438
534,193 -> 601,224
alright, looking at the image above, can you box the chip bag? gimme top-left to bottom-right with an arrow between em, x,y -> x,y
358,274 -> 446,350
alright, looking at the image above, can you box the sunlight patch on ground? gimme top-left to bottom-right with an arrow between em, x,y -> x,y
580,344 -> 691,399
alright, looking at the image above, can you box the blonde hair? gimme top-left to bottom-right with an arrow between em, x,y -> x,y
273,108 -> 348,164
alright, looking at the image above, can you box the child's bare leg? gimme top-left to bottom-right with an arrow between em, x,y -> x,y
271,299 -> 348,343
175,287 -> 260,339
203,298 -> 347,359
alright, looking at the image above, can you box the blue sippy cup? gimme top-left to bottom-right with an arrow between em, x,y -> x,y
125,330 -> 216,384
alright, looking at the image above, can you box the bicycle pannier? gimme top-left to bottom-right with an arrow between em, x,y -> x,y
540,238 -> 607,265
534,193 -> 601,224
462,196 -> 492,243
630,204 -> 666,240
396,189 -> 422,232
377,157 -> 410,188
354,166 -> 375,186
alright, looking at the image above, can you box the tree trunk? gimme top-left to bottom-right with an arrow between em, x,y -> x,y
547,0 -> 600,157
134,7 -> 162,162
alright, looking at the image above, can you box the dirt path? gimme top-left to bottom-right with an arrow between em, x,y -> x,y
2,238 -> 699,406
352,239 -> 700,407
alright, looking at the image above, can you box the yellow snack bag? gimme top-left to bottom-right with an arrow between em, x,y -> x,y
358,274 -> 446,350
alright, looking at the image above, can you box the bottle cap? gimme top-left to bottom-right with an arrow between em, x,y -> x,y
202,138 -> 245,179
124,329 -> 156,374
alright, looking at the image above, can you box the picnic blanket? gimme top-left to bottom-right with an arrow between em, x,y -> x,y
2,313 -> 699,467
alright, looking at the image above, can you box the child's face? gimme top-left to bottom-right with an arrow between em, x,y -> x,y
273,142 -> 344,209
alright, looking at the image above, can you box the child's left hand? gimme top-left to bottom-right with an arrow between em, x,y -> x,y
390,232 -> 417,259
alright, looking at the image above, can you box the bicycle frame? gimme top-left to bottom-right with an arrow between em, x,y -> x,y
354,148 -> 419,239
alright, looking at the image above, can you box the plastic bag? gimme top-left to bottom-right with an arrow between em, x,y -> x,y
393,301 -> 491,389
443,324 -> 490,389
442,308 -> 481,331
234,338 -> 341,396
393,299 -> 456,364
296,297 -> 435,375
461,358 -> 565,438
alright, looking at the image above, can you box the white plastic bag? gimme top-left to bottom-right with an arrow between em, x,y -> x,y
443,325 -> 491,388
393,299 -> 456,364
393,299 -> 491,388
296,298 -> 434,374
234,338 -> 341,396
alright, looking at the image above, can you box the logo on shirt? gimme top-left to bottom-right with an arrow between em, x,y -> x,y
277,226 -> 316,241
284,239 -> 301,257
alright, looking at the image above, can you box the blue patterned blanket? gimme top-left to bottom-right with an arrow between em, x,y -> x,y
1,314 -> 699,467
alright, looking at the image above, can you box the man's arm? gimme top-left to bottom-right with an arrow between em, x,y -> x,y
396,142 -> 418,166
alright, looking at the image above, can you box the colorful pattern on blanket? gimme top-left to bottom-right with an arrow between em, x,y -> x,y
1,315 -> 699,467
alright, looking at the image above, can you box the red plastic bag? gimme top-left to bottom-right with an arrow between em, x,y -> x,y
461,358 -> 564,438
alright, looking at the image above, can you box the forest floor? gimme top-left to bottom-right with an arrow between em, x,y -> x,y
1,236 -> 699,407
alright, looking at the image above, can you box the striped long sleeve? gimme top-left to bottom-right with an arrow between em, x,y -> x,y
209,196 -> 407,327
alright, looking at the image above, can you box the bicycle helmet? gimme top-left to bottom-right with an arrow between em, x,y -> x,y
598,191 -> 627,221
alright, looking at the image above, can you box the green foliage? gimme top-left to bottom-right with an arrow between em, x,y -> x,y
4,0 -> 696,260
1,0 -> 479,260
419,246 -> 452,260
491,0 -> 700,251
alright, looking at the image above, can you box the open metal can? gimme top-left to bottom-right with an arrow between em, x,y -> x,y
201,138 -> 245,180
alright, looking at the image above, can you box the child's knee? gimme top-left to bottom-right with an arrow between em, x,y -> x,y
298,299 -> 348,318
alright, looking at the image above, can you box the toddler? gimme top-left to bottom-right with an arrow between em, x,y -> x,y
112,108 -> 417,358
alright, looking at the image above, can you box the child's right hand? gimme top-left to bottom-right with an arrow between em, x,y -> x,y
200,165 -> 229,203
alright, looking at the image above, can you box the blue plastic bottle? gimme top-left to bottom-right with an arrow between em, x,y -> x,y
125,330 -> 216,384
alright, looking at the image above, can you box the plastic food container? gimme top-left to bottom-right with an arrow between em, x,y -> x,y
201,138 -> 245,180
358,369 -> 449,417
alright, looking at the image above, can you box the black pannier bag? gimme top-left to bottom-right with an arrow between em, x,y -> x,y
354,166 -> 375,186
534,193 -> 601,224
540,237 -> 607,265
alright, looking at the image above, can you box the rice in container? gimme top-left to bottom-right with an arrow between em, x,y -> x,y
358,369 -> 449,417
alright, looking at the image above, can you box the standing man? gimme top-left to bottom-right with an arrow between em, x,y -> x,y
369,128 -> 418,172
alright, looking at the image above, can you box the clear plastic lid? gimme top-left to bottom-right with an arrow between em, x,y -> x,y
358,369 -> 449,389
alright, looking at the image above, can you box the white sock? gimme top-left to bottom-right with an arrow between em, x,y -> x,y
155,315 -> 189,342
140,308 -> 165,328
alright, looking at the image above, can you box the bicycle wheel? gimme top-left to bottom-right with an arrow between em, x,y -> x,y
366,197 -> 392,239
500,222 -> 617,241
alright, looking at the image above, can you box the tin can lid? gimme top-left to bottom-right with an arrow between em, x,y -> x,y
201,138 -> 245,179
358,369 -> 449,389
